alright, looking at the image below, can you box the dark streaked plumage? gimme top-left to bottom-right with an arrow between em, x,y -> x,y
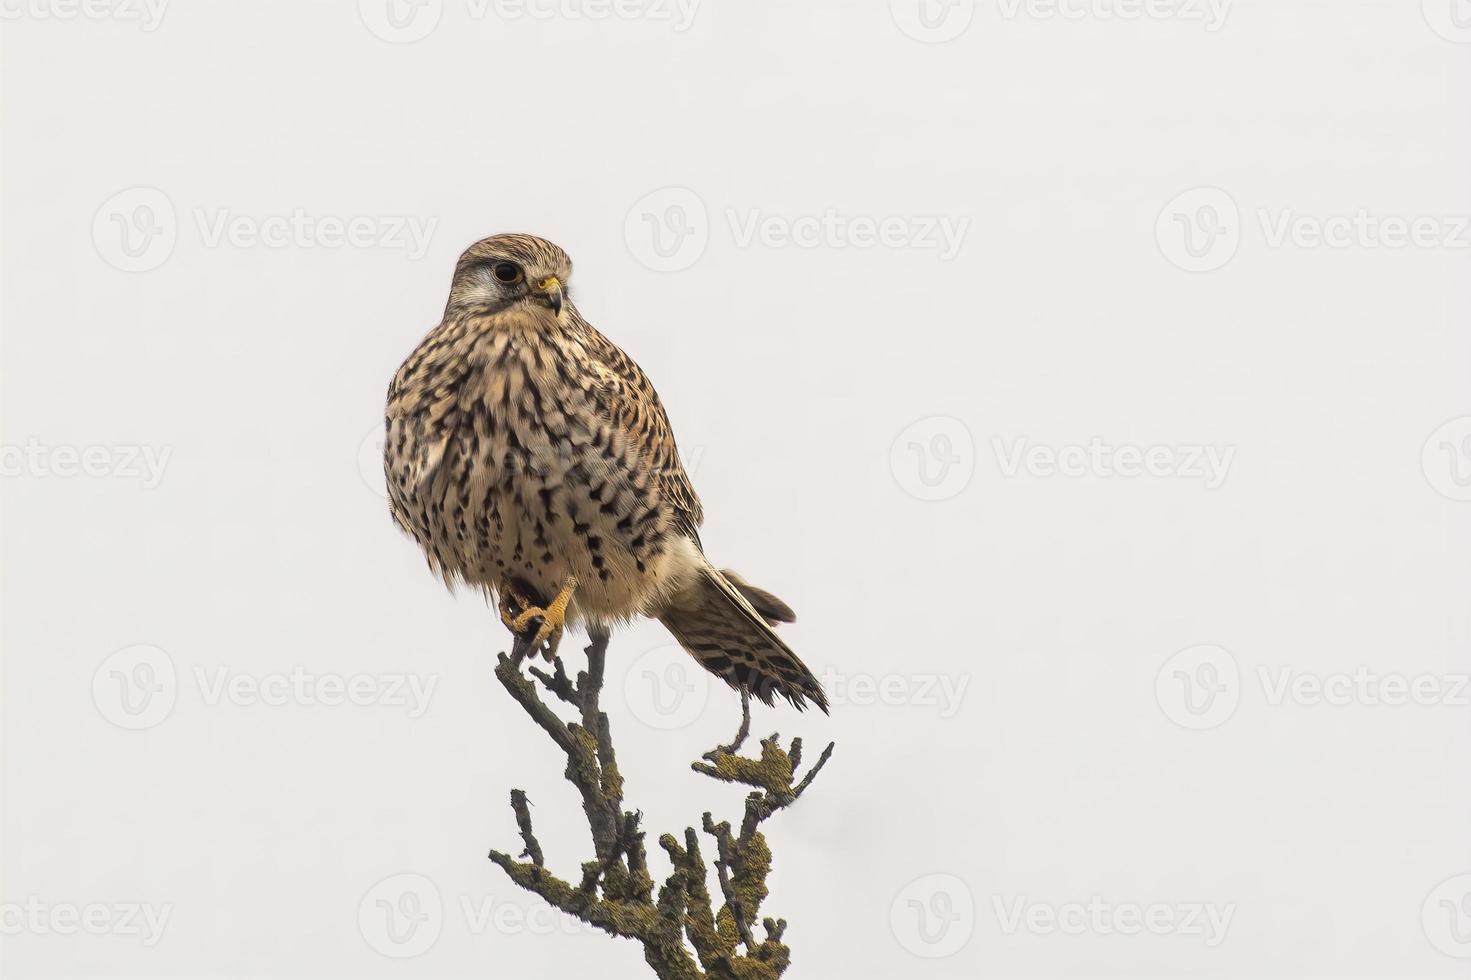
384,234 -> 827,710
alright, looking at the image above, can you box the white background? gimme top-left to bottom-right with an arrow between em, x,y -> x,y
3,1 -> 1471,977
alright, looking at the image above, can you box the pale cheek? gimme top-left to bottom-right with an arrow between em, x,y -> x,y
458,278 -> 510,307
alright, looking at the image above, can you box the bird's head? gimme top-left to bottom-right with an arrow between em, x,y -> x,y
445,233 -> 573,320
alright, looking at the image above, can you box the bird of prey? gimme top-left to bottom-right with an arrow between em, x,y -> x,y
383,234 -> 827,711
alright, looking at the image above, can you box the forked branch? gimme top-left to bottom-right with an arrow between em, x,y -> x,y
486,630 -> 834,979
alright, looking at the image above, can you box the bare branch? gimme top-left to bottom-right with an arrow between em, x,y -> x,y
527,656 -> 578,705
486,630 -> 830,979
790,741 -> 836,801
509,789 -> 544,867
702,813 -> 755,952
578,627 -> 608,734
495,653 -> 576,755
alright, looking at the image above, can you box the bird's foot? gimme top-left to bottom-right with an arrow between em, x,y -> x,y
507,576 -> 578,660
702,689 -> 752,762
498,586 -> 537,633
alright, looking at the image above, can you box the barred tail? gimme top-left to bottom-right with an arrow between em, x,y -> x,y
659,563 -> 828,712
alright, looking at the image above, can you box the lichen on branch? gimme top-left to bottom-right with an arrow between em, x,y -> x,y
485,630 -> 834,979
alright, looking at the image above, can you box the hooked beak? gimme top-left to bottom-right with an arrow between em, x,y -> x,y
535,275 -> 564,316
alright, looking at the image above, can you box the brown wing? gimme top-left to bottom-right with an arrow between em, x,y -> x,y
578,323 -> 705,546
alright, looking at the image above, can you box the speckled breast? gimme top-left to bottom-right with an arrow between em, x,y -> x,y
386,324 -> 675,616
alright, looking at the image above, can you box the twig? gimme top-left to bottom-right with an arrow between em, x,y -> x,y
527,656 -> 577,704
578,627 -> 608,735
789,741 -> 836,801
509,789 -> 544,867
703,813 -> 755,951
486,628 -> 832,978
496,653 -> 576,755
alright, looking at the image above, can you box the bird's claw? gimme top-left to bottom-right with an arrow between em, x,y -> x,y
500,577 -> 577,661
509,608 -> 564,659
498,588 -> 535,631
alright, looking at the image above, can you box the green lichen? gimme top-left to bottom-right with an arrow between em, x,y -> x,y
601,757 -> 625,800
700,739 -> 794,794
491,641 -> 833,978
507,857 -> 665,943
730,831 -> 772,922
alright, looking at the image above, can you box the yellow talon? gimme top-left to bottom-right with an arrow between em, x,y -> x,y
509,576 -> 578,655
498,587 -> 535,631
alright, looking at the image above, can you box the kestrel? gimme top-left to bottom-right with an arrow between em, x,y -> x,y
384,234 -> 827,711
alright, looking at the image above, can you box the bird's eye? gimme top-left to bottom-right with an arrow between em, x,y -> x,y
492,262 -> 521,283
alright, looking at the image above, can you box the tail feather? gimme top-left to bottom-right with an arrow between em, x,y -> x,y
660,565 -> 828,712
720,568 -> 797,626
